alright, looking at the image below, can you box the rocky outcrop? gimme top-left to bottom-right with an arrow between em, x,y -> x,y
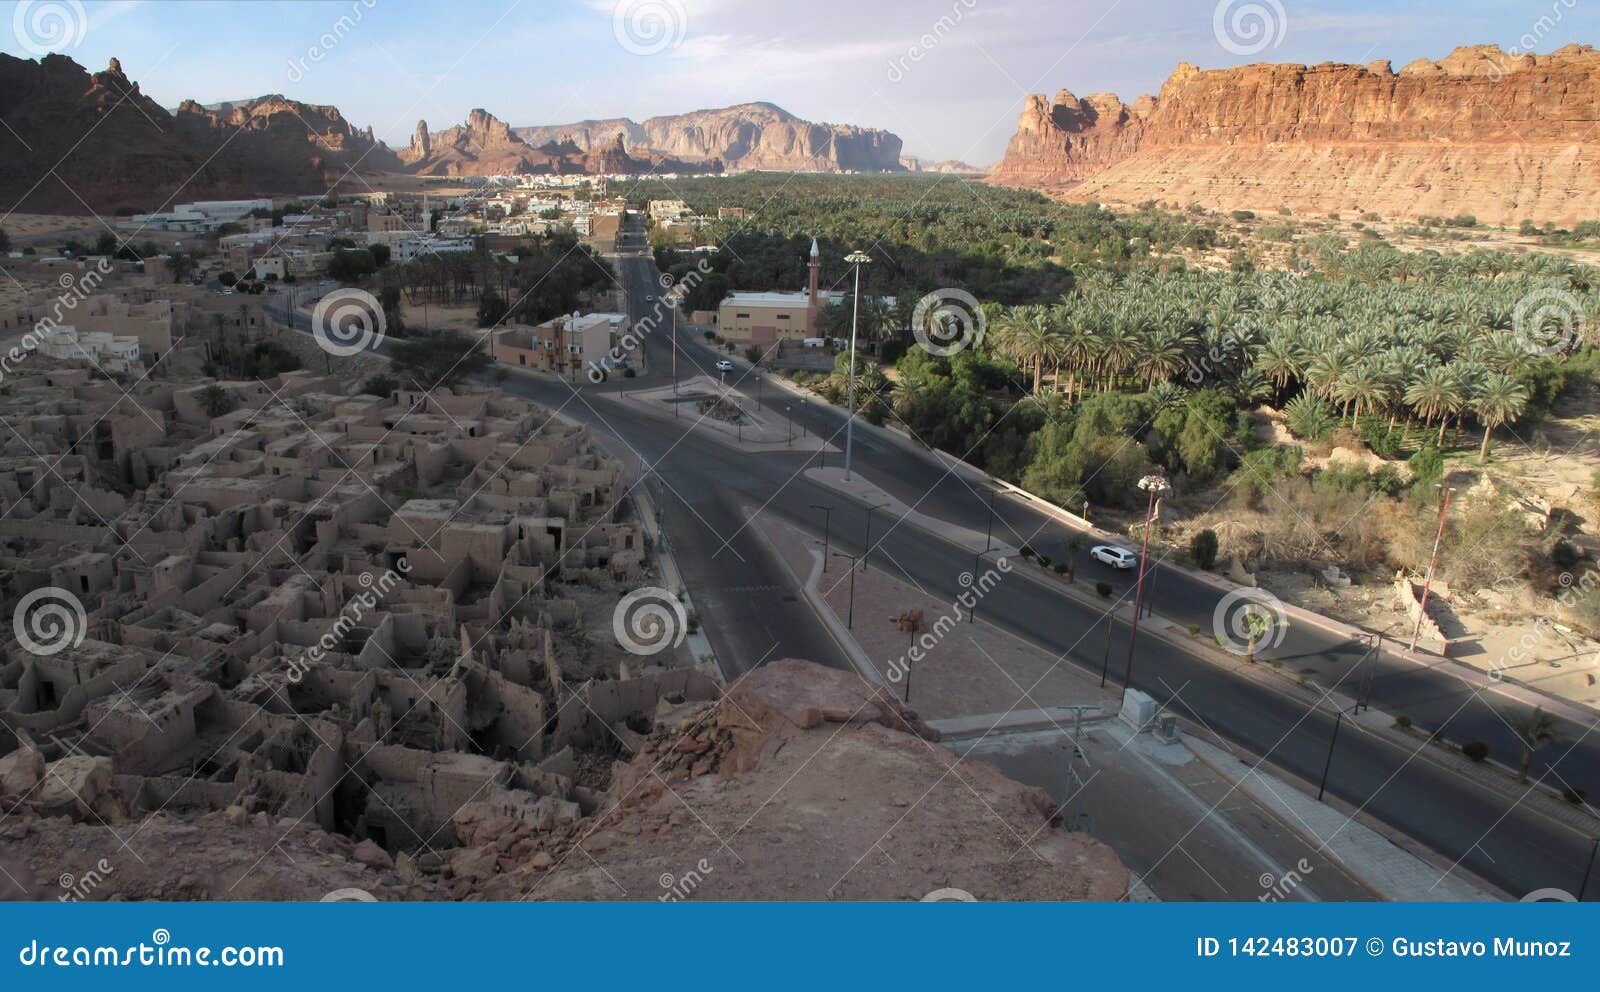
443,659 -> 1127,901
901,155 -> 988,174
0,54 -> 401,211
401,110 -> 717,177
991,44 -> 1600,223
516,102 -> 905,173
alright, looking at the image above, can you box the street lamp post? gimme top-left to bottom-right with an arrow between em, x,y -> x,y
842,250 -> 871,481
1317,709 -> 1345,802
786,405 -> 793,447
833,551 -> 858,628
1410,484 -> 1456,651
981,485 -> 999,553
969,547 -> 1001,623
810,504 -> 833,572
1120,473 -> 1169,696
862,502 -> 888,575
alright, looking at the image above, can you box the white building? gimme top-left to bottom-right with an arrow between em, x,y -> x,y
35,326 -> 142,373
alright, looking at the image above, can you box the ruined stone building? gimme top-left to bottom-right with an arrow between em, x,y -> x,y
0,358 -> 716,869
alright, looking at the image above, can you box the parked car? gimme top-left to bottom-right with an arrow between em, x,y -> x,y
714,359 -> 735,373
1089,545 -> 1138,569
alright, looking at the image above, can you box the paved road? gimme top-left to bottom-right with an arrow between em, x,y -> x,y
266,225 -> 1600,900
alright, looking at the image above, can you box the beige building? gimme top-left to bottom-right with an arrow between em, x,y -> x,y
491,313 -> 623,377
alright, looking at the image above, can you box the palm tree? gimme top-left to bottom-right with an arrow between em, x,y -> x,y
198,385 -> 236,418
1506,706 -> 1559,782
1064,537 -> 1081,583
993,305 -> 1061,396
1471,371 -> 1529,461
1404,364 -> 1464,443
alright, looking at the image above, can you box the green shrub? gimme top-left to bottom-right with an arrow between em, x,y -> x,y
1552,539 -> 1581,570
1284,394 -> 1335,442
1095,581 -> 1113,598
1394,714 -> 1413,730
1408,446 -> 1444,487
1190,529 -> 1219,570
1461,740 -> 1489,762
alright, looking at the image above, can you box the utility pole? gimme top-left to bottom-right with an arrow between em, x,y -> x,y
969,547 -> 1000,623
981,485 -> 999,553
1410,485 -> 1455,651
862,502 -> 888,575
1317,709 -> 1344,802
843,250 -> 871,480
810,504 -> 832,572
833,551 -> 858,629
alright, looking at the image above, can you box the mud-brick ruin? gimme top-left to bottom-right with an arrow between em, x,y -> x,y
0,361 -> 718,877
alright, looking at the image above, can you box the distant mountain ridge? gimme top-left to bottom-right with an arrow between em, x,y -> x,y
514,102 -> 905,173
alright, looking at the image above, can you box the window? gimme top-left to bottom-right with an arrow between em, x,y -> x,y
735,313 -> 750,319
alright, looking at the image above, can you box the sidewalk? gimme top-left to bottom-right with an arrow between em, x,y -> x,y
751,512 -> 1116,722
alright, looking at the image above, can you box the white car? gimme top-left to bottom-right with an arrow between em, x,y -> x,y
714,359 -> 735,373
1090,545 -> 1138,569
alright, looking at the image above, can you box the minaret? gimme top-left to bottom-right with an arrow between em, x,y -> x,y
806,237 -> 821,335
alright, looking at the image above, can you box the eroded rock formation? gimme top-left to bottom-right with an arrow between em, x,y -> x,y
991,44 -> 1600,223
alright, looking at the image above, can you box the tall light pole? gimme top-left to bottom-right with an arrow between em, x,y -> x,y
1410,484 -> 1455,651
842,250 -> 871,481
810,503 -> 832,572
862,501 -> 888,575
1121,473 -> 1168,697
833,551 -> 859,629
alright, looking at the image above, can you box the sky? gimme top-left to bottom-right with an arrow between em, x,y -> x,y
2,0 -> 1597,165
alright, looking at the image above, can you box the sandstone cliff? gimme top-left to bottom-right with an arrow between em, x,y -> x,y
515,102 -> 905,173
991,45 -> 1600,224
0,55 -> 400,212
401,109 -> 718,177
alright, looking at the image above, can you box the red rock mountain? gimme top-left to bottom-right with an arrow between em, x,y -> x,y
0,54 -> 400,212
991,44 -> 1600,224
402,109 -> 717,177
514,102 -> 905,173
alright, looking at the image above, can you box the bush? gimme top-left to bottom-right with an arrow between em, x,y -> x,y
1284,393 -> 1335,441
1190,529 -> 1219,570
1394,714 -> 1413,730
1552,539 -> 1581,570
1461,740 -> 1489,762
1408,446 -> 1444,487
1563,787 -> 1588,805
1095,581 -> 1113,598
743,346 -> 761,365
360,374 -> 398,398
